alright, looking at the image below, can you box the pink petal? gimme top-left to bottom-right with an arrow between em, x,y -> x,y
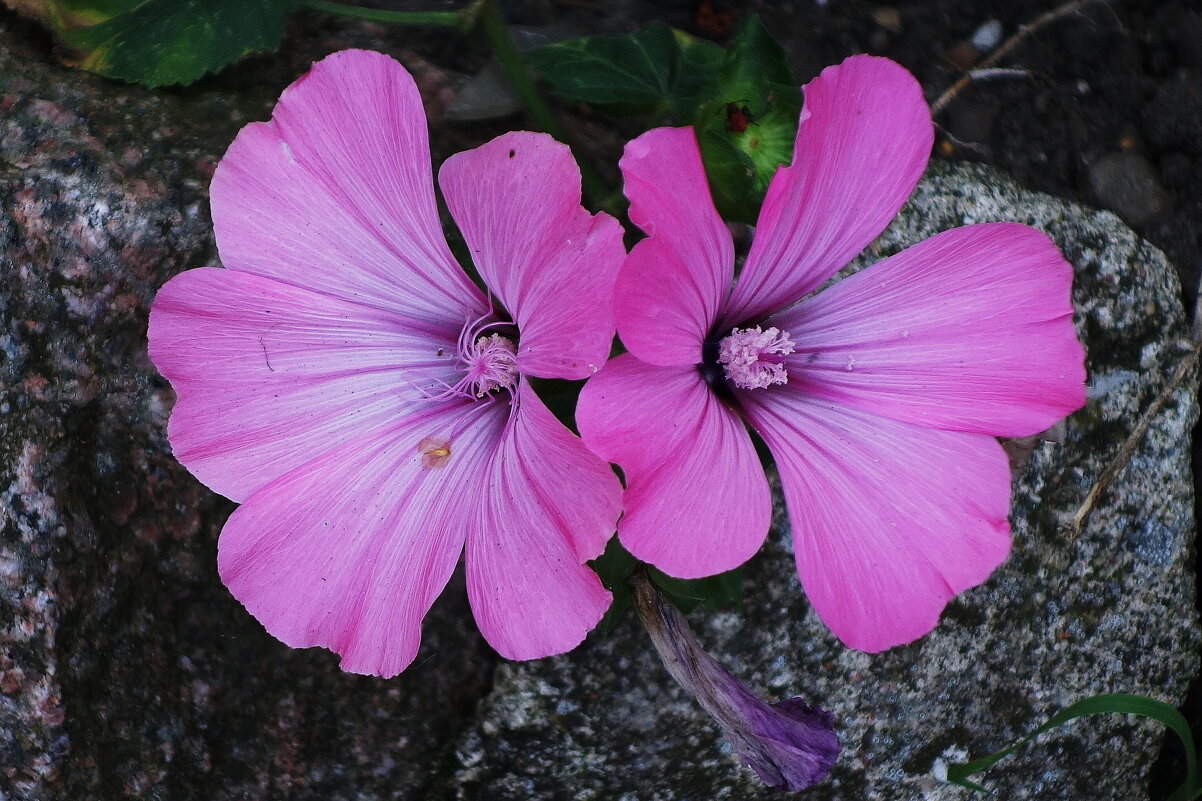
218,400 -> 503,678
771,223 -> 1086,437
612,238 -> 712,367
211,49 -> 485,324
149,267 -> 459,502
620,127 -> 734,323
615,127 -> 734,366
576,354 -> 771,578
741,391 -> 1012,652
439,132 -> 625,380
722,55 -> 933,327
465,382 -> 620,659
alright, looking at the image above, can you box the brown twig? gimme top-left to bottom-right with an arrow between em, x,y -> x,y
1067,280 -> 1202,536
931,0 -> 1109,117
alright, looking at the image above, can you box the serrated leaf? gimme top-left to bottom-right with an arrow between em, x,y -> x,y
528,22 -> 721,119
51,0 -> 298,87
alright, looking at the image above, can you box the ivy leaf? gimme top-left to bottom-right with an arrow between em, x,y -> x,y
48,0 -> 298,87
528,22 -> 722,120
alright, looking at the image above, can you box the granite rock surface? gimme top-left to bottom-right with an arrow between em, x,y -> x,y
0,8 -> 1197,801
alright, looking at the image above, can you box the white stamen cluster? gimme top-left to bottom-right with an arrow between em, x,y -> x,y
459,332 -> 519,397
717,326 -> 795,390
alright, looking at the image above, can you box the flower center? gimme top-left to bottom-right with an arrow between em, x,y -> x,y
717,326 -> 795,390
458,332 -> 518,397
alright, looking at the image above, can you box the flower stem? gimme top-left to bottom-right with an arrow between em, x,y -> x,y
300,0 -> 464,28
474,0 -> 615,210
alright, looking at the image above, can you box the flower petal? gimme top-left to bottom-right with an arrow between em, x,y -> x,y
148,267 -> 458,502
615,127 -> 735,366
465,382 -> 620,659
211,49 -> 485,324
217,400 -> 502,678
439,131 -> 625,380
722,55 -> 933,326
741,391 -> 1012,652
576,354 -> 771,577
771,223 -> 1086,437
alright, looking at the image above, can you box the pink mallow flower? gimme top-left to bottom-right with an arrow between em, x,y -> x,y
576,55 -> 1086,653
147,50 -> 625,677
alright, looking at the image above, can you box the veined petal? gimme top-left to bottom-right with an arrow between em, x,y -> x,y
218,400 -> 503,678
439,132 -> 625,380
771,224 -> 1086,437
615,127 -> 734,366
465,381 -> 620,659
577,354 -> 771,578
211,49 -> 485,324
722,55 -> 933,326
742,391 -> 1012,652
148,268 -> 458,502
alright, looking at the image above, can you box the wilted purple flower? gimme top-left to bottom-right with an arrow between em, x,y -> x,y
631,573 -> 839,789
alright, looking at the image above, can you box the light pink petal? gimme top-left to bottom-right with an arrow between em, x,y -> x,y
576,354 -> 771,578
211,49 -> 485,324
465,381 -> 620,659
439,132 -> 625,380
770,223 -> 1086,437
218,400 -> 503,678
722,55 -> 933,326
149,267 -> 460,502
741,391 -> 1012,652
615,127 -> 734,366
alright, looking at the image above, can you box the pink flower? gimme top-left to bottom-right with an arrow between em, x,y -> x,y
576,55 -> 1086,652
147,50 -> 625,677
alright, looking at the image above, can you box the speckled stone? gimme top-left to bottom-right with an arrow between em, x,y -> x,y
0,11 -> 498,801
434,161 -> 1200,801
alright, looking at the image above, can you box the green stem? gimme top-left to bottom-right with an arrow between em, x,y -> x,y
300,0 -> 463,28
475,0 -> 615,210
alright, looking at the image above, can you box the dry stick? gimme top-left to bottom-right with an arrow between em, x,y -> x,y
1068,283 -> 1202,536
930,0 -> 1109,117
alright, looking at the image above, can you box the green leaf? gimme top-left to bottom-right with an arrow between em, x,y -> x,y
590,539 -> 639,636
694,14 -> 800,222
945,693 -> 1200,801
528,22 -> 722,119
716,14 -> 797,112
51,0 -> 298,87
649,566 -> 743,614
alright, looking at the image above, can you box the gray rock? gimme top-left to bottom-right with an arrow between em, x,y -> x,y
0,6 -> 1196,801
1087,151 -> 1172,226
436,160 -> 1200,801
